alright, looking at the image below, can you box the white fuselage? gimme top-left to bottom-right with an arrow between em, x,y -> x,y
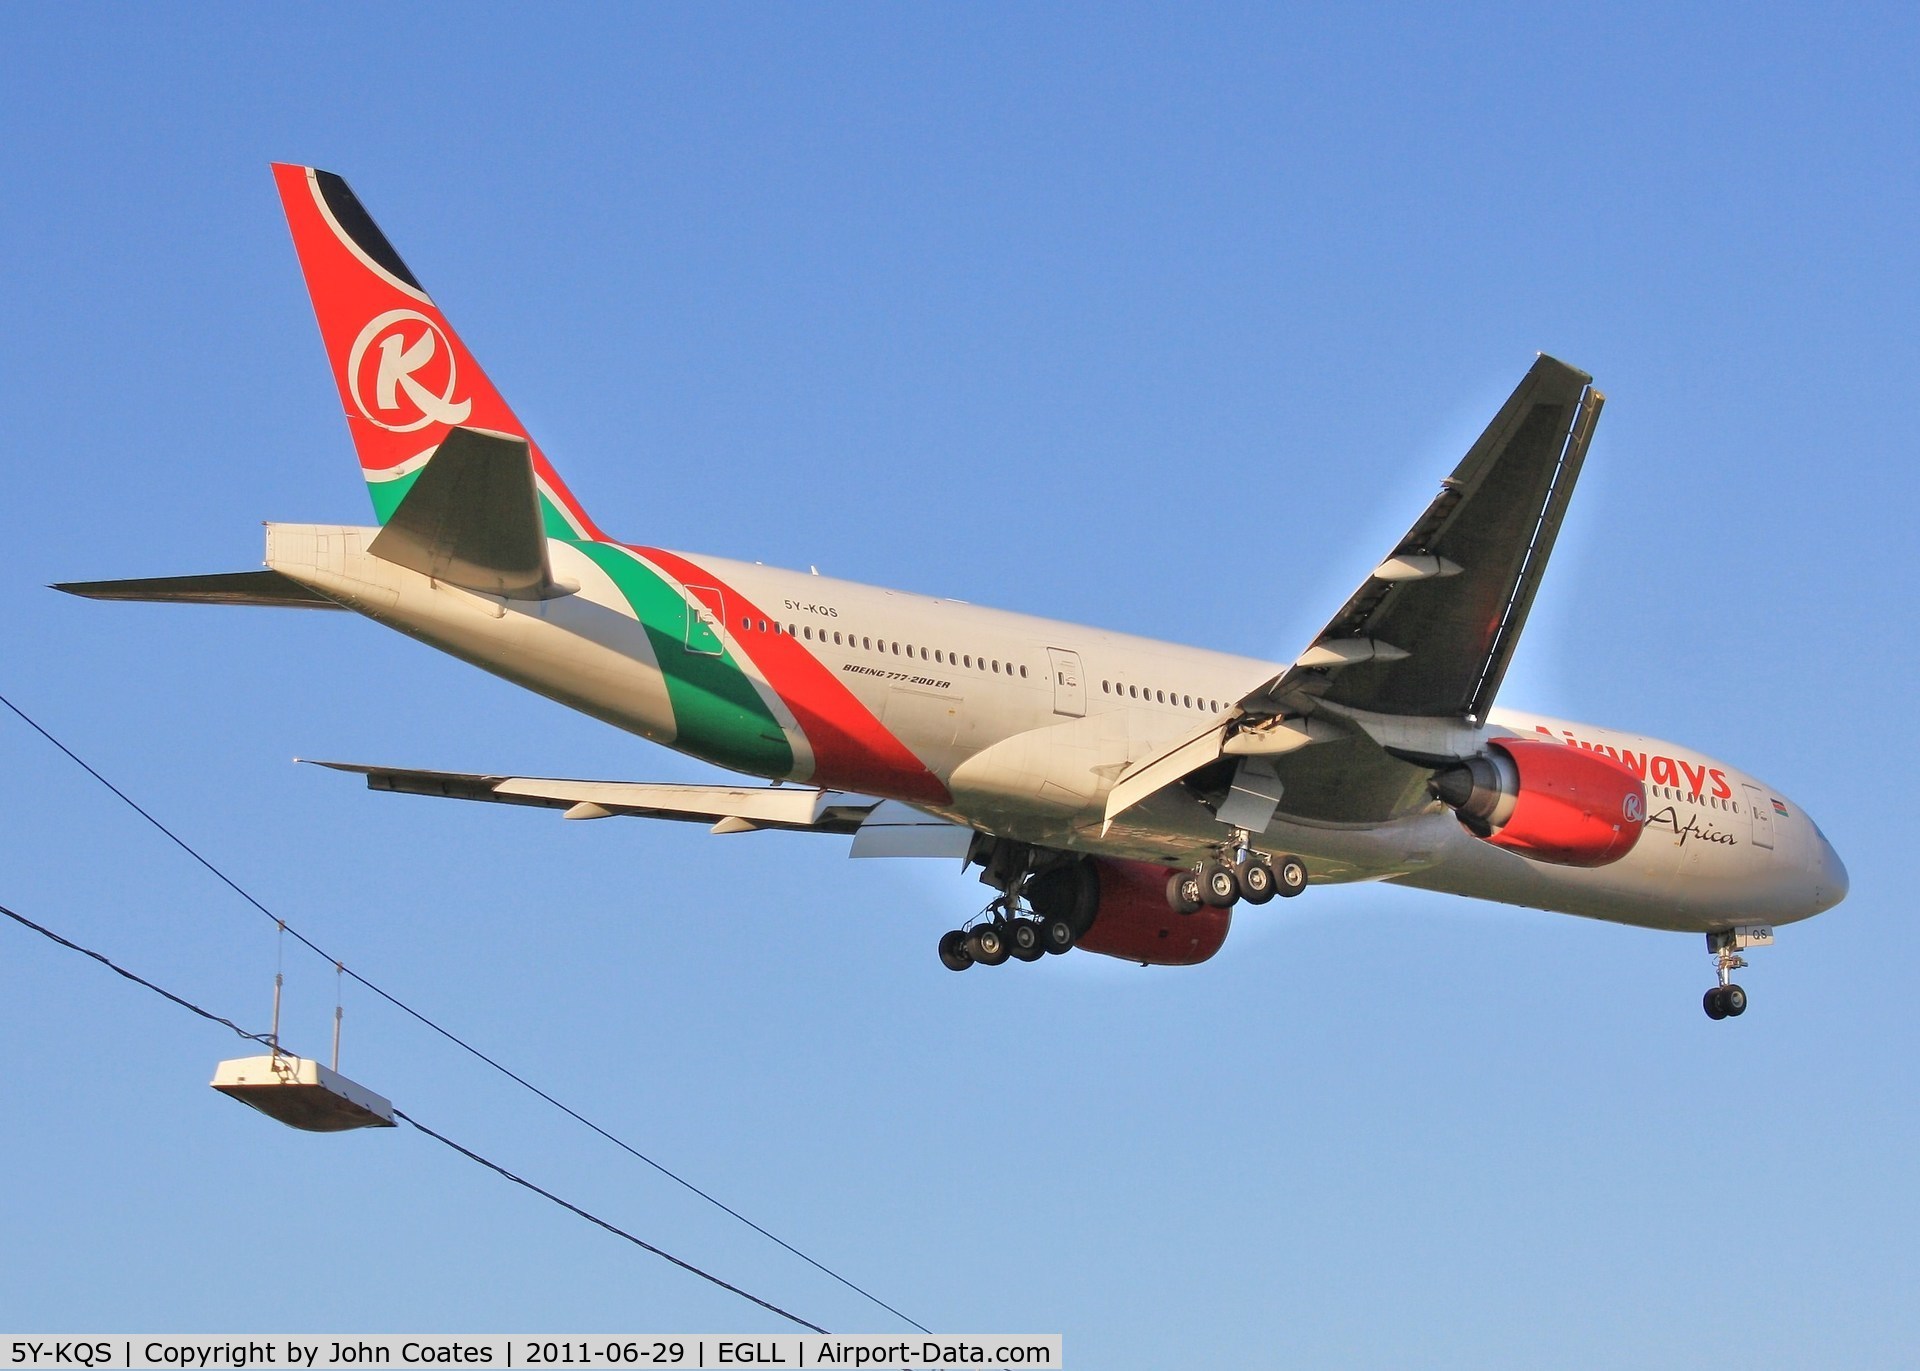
268,524 -> 1848,937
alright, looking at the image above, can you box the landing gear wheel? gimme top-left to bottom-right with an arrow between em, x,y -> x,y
1237,857 -> 1277,905
1167,871 -> 1204,915
1704,931 -> 1757,1018
1703,984 -> 1749,1019
938,929 -> 974,972
1200,861 -> 1241,908
1040,914 -> 1076,954
1274,856 -> 1308,898
1007,918 -> 1045,961
967,924 -> 1010,967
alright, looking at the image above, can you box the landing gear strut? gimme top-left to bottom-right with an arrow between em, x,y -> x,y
937,840 -> 1087,971
1703,926 -> 1772,1019
1165,828 -> 1307,914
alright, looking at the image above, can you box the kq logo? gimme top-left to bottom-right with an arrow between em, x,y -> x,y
1623,792 -> 1644,823
347,309 -> 472,433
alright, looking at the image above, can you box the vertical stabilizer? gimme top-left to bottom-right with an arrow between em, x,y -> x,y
270,164 -> 604,540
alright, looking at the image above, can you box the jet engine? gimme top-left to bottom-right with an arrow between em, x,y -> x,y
1430,738 -> 1646,867
1026,856 -> 1231,966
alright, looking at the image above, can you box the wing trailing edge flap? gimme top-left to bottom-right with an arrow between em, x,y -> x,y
367,426 -> 563,600
1104,355 -> 1604,827
305,761 -> 973,852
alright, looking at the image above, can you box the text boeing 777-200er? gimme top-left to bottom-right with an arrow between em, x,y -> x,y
62,165 -> 1848,1019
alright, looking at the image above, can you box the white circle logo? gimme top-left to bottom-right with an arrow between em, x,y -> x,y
1623,792 -> 1644,823
346,309 -> 472,433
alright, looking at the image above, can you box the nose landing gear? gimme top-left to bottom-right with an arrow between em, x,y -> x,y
1703,926 -> 1772,1019
1703,983 -> 1747,1019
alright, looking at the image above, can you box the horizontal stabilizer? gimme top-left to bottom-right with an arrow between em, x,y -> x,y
368,427 -> 559,599
53,570 -> 345,609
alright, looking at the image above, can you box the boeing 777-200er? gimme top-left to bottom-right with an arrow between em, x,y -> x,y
60,165 -> 1849,1019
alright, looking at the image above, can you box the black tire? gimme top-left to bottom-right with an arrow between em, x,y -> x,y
1722,984 -> 1747,1017
1166,871 -> 1204,915
968,924 -> 1009,967
1703,987 -> 1728,1020
1008,919 -> 1045,961
1041,915 -> 1076,954
1238,858 -> 1277,905
1200,861 -> 1240,908
1274,856 -> 1308,898
938,929 -> 974,972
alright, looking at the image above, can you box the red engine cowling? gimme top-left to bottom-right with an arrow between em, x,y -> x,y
1026,856 -> 1230,966
1431,738 -> 1646,867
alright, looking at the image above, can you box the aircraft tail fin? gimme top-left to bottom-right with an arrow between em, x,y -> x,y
270,164 -> 604,540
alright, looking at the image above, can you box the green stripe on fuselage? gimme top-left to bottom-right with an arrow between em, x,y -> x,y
368,474 -> 577,537
575,541 -> 794,777
367,470 -> 423,524
538,491 -> 579,538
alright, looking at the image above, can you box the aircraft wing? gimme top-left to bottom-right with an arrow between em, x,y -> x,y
1254,354 -> 1602,724
305,761 -> 976,855
1106,356 -> 1603,826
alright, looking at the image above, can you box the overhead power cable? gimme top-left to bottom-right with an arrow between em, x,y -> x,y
0,899 -> 276,1049
396,1109 -> 828,1332
0,687 -> 926,1333
0,897 -> 827,1334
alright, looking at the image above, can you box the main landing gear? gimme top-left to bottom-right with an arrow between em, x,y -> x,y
938,895 -> 1078,972
938,840 -> 1084,972
1166,830 -> 1307,915
1703,926 -> 1773,1019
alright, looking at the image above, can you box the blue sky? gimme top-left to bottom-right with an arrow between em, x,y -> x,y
2,4 -> 1916,1365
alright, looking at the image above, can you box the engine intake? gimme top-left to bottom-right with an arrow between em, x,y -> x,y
1432,738 -> 1646,868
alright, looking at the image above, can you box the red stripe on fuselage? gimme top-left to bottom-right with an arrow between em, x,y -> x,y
633,547 -> 952,805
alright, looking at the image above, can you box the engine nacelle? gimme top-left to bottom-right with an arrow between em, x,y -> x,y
1431,738 -> 1646,868
1025,856 -> 1230,966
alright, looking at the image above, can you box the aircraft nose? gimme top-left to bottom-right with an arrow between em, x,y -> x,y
1811,824 -> 1849,912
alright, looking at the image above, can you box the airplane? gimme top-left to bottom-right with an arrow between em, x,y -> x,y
58,165 -> 1849,1019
